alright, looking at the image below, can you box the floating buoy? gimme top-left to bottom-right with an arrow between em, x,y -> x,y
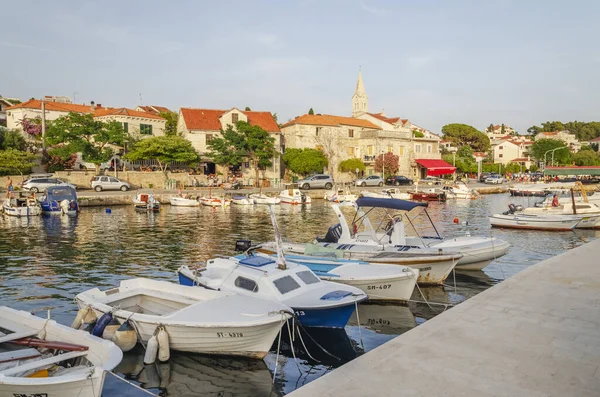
91,312 -> 113,337
453,218 -> 459,224
105,208 -> 112,214
112,321 -> 137,352
144,334 -> 159,365
71,306 -> 90,329
157,326 -> 170,362
102,318 -> 121,341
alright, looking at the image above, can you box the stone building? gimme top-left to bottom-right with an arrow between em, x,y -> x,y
177,107 -> 282,184
94,108 -> 166,138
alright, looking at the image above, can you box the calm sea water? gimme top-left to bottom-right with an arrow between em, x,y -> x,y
0,194 -> 597,396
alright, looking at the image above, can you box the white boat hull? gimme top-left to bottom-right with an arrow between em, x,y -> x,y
2,204 -> 42,217
169,197 -> 200,207
232,197 -> 254,205
490,214 -> 581,231
200,198 -> 230,207
420,237 -> 512,271
0,368 -> 106,397
249,194 -> 280,205
324,269 -> 417,302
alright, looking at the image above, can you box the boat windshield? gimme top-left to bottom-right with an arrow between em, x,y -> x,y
296,270 -> 320,285
273,275 -> 301,295
48,188 -> 76,201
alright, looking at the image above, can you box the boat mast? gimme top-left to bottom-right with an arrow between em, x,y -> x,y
268,206 -> 287,270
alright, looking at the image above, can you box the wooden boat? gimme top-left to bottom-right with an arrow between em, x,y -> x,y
279,184 -> 311,205
199,187 -> 230,207
360,188 -> 411,200
75,278 -> 291,359
133,191 -> 160,212
0,306 -> 122,397
2,192 -> 41,217
169,196 -> 200,207
409,189 -> 447,202
258,253 -> 419,302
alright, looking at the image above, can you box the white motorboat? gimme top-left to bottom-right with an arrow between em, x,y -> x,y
258,253 -> 418,302
2,192 -> 42,217
231,195 -> 254,205
314,197 -> 509,271
0,306 -> 122,397
249,193 -> 280,205
489,212 -> 583,231
360,188 -> 411,200
75,278 -> 291,359
177,209 -> 367,328
200,197 -> 230,207
133,191 -> 160,212
279,184 -> 311,205
324,186 -> 358,203
520,202 -> 600,229
40,186 -> 79,215
169,195 -> 200,207
442,181 -> 478,199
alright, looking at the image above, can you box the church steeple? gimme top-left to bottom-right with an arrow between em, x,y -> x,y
352,69 -> 368,117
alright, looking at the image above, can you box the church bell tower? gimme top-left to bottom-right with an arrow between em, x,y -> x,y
352,69 -> 368,117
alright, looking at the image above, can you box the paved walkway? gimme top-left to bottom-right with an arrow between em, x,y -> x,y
289,239 -> 600,397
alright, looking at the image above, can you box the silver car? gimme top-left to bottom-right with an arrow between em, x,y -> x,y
22,177 -> 76,193
297,174 -> 334,190
91,176 -> 131,192
355,175 -> 384,187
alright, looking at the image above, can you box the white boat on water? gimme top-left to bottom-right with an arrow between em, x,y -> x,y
133,191 -> 160,212
489,211 -> 583,231
442,181 -> 478,199
249,193 -> 280,205
360,188 -> 411,200
279,184 -> 311,205
231,195 -> 254,205
0,306 -> 122,397
520,202 -> 600,229
169,196 -> 200,207
324,186 -> 358,203
2,192 -> 42,217
200,196 -> 230,207
75,278 -> 291,359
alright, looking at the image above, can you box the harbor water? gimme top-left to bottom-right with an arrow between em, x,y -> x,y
0,193 -> 597,396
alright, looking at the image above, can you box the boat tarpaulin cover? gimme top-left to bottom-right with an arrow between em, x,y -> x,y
414,159 -> 456,176
356,197 -> 428,211
544,166 -> 600,176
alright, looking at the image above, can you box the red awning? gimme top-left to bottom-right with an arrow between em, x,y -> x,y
415,159 -> 456,176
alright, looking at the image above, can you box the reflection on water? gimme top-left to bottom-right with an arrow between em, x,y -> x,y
0,195 -> 598,396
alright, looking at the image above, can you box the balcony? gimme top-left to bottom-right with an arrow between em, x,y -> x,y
363,155 -> 376,163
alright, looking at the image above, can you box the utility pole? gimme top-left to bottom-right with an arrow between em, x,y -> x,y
41,98 -> 46,154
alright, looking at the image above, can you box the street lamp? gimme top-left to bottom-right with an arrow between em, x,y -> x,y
543,146 -> 568,170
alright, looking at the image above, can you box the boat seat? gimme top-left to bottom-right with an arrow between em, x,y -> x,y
0,350 -> 88,377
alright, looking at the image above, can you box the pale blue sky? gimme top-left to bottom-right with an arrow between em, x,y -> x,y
2,0 -> 598,134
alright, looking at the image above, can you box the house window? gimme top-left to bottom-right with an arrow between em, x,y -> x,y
347,147 -> 354,156
499,154 -> 503,158
349,129 -> 354,138
415,144 -> 421,153
387,145 -> 393,153
206,134 -> 213,143
367,145 -> 373,155
232,113 -> 238,123
499,146 -> 503,150
316,127 -> 321,136
140,124 -> 152,135
122,122 -> 129,133
399,147 -> 404,156
427,144 -> 432,153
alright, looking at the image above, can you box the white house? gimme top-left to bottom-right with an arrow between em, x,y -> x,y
485,124 -> 515,140
534,130 -> 581,151
491,137 -> 533,167
94,108 -> 166,138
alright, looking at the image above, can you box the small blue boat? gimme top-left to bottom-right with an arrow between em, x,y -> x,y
41,186 -> 79,215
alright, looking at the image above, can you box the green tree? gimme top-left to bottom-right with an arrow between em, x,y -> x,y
374,152 -> 399,177
529,164 -> 539,172
245,107 -> 251,111
457,145 -> 474,158
572,150 -> 600,166
500,124 -> 506,134
159,111 -> 179,136
527,125 -> 542,136
487,123 -> 494,133
339,158 -> 366,177
0,128 -> 26,151
207,121 -> 276,186
540,121 -> 565,132
283,148 -> 328,176
46,112 -> 127,174
125,136 -> 200,183
441,123 -> 490,152
0,149 -> 36,176
413,131 -> 424,138
308,108 -> 315,115
530,139 -> 571,165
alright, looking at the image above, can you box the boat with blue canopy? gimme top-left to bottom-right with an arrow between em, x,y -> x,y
40,186 -> 79,215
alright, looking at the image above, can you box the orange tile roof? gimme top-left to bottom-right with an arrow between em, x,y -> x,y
94,107 -> 165,120
6,99 -> 95,113
281,114 -> 380,129
138,105 -> 171,115
180,108 -> 280,132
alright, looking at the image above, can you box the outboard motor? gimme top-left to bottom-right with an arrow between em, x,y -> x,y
315,223 -> 342,243
235,239 -> 252,252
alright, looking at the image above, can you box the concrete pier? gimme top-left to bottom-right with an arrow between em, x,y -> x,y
289,239 -> 600,397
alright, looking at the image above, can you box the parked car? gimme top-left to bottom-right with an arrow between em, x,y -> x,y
385,175 -> 413,186
485,175 -> 504,184
479,172 -> 492,182
355,175 -> 384,187
91,176 -> 131,192
22,177 -> 77,193
297,174 -> 334,190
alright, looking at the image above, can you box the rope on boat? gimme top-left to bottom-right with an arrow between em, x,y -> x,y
285,320 -> 303,375
106,371 -> 159,396
354,299 -> 364,352
272,312 -> 286,384
293,315 -> 341,362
